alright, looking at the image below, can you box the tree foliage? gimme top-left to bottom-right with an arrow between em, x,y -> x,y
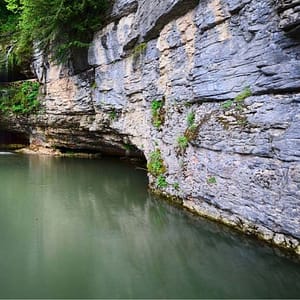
0,81 -> 40,114
0,0 -> 18,37
3,0 -> 108,64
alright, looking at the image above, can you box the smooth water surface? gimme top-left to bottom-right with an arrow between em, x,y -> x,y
0,154 -> 299,298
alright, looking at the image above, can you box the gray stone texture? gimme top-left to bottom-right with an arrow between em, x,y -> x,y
277,0 -> 300,36
111,0 -> 138,20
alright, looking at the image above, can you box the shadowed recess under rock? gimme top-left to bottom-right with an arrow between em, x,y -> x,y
0,130 -> 29,150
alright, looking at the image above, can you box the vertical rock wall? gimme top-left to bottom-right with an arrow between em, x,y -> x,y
24,0 -> 300,253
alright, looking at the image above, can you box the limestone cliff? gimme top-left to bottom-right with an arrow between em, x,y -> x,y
2,0 -> 300,253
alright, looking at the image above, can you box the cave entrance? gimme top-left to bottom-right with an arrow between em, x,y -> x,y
0,130 -> 29,150
54,144 -> 147,167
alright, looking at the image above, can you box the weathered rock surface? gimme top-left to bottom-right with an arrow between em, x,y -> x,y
277,0 -> 300,36
2,0 -> 300,254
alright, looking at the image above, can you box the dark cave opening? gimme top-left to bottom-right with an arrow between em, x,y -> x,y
53,144 -> 147,167
0,130 -> 29,150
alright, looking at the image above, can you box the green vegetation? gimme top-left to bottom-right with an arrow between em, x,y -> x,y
0,0 -> 18,37
151,98 -> 165,129
147,149 -> 168,189
0,81 -> 40,114
133,43 -> 147,58
236,118 -> 248,126
109,109 -> 117,121
156,175 -> 168,189
235,87 -> 252,102
222,100 -> 233,110
184,124 -> 198,140
207,176 -> 217,185
173,182 -> 180,191
222,87 -> 252,110
151,99 -> 163,112
123,143 -> 135,152
147,149 -> 166,177
187,111 -> 195,127
177,136 -> 188,151
220,87 -> 252,128
0,0 -> 19,78
1,0 -> 108,65
184,110 -> 198,141
177,110 -> 198,154
184,102 -> 192,108
91,81 -> 97,89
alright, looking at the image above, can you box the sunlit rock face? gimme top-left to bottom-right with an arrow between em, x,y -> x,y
6,0 -> 300,253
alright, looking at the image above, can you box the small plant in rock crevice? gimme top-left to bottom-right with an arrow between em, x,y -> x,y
109,109 -> 117,121
184,124 -> 199,141
222,100 -> 233,110
207,176 -> 217,185
147,149 -> 169,190
187,111 -> 195,127
151,97 -> 165,129
156,175 -> 168,188
123,143 -> 135,152
133,42 -> 147,58
173,182 -> 180,191
177,136 -> 188,151
220,86 -> 252,129
91,81 -> 97,89
222,86 -> 252,110
184,110 -> 199,141
147,149 -> 166,177
176,110 -> 199,155
235,86 -> 252,102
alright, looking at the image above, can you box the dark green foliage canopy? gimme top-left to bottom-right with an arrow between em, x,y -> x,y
0,0 -> 18,37
0,81 -> 40,114
2,0 -> 108,64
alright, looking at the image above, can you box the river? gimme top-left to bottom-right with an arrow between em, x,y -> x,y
0,153 -> 299,298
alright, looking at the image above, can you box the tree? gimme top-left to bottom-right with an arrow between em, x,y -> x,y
0,0 -> 18,36
4,0 -> 108,64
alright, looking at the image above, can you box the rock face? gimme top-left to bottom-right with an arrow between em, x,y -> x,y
277,0 -> 300,36
3,0 -> 300,253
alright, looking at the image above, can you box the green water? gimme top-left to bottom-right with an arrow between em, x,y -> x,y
0,154 -> 299,299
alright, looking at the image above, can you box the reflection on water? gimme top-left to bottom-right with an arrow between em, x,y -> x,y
0,154 -> 299,298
